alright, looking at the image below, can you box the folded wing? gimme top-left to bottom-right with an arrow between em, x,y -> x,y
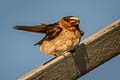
34,24 -> 63,45
13,23 -> 63,45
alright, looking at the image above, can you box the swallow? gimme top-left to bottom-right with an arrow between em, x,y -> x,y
14,16 -> 84,56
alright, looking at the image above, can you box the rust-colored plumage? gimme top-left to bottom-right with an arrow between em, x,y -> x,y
14,16 -> 84,56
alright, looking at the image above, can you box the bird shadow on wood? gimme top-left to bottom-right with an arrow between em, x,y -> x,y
71,43 -> 89,77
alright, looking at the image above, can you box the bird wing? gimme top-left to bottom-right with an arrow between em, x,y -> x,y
45,26 -> 62,40
34,24 -> 63,45
14,22 -> 63,45
13,24 -> 51,34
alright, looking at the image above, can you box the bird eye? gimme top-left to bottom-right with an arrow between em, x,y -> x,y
64,18 -> 70,22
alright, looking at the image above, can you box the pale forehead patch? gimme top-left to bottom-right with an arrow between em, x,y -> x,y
69,17 -> 79,20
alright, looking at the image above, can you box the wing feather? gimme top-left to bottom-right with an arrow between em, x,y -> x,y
34,24 -> 63,45
13,22 -> 63,45
13,24 -> 50,34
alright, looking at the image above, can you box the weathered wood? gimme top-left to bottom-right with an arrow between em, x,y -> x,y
18,20 -> 120,80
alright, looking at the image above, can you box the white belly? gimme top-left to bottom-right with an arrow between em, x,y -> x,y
40,29 -> 81,55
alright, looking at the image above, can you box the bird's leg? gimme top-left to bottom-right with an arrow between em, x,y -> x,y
68,49 -> 76,53
54,51 -> 68,57
53,49 -> 76,57
54,54 -> 58,57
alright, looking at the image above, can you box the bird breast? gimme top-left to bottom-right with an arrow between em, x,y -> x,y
40,29 -> 81,55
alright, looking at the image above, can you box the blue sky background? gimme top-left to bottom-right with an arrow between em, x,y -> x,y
0,0 -> 120,80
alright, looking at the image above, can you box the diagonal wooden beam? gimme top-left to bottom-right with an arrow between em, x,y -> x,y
18,20 -> 120,80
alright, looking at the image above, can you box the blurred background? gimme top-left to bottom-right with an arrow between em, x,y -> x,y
0,0 -> 120,80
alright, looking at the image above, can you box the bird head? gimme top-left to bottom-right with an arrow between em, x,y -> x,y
59,16 -> 80,31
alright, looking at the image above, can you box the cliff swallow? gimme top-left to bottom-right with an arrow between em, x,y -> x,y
14,16 -> 84,56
